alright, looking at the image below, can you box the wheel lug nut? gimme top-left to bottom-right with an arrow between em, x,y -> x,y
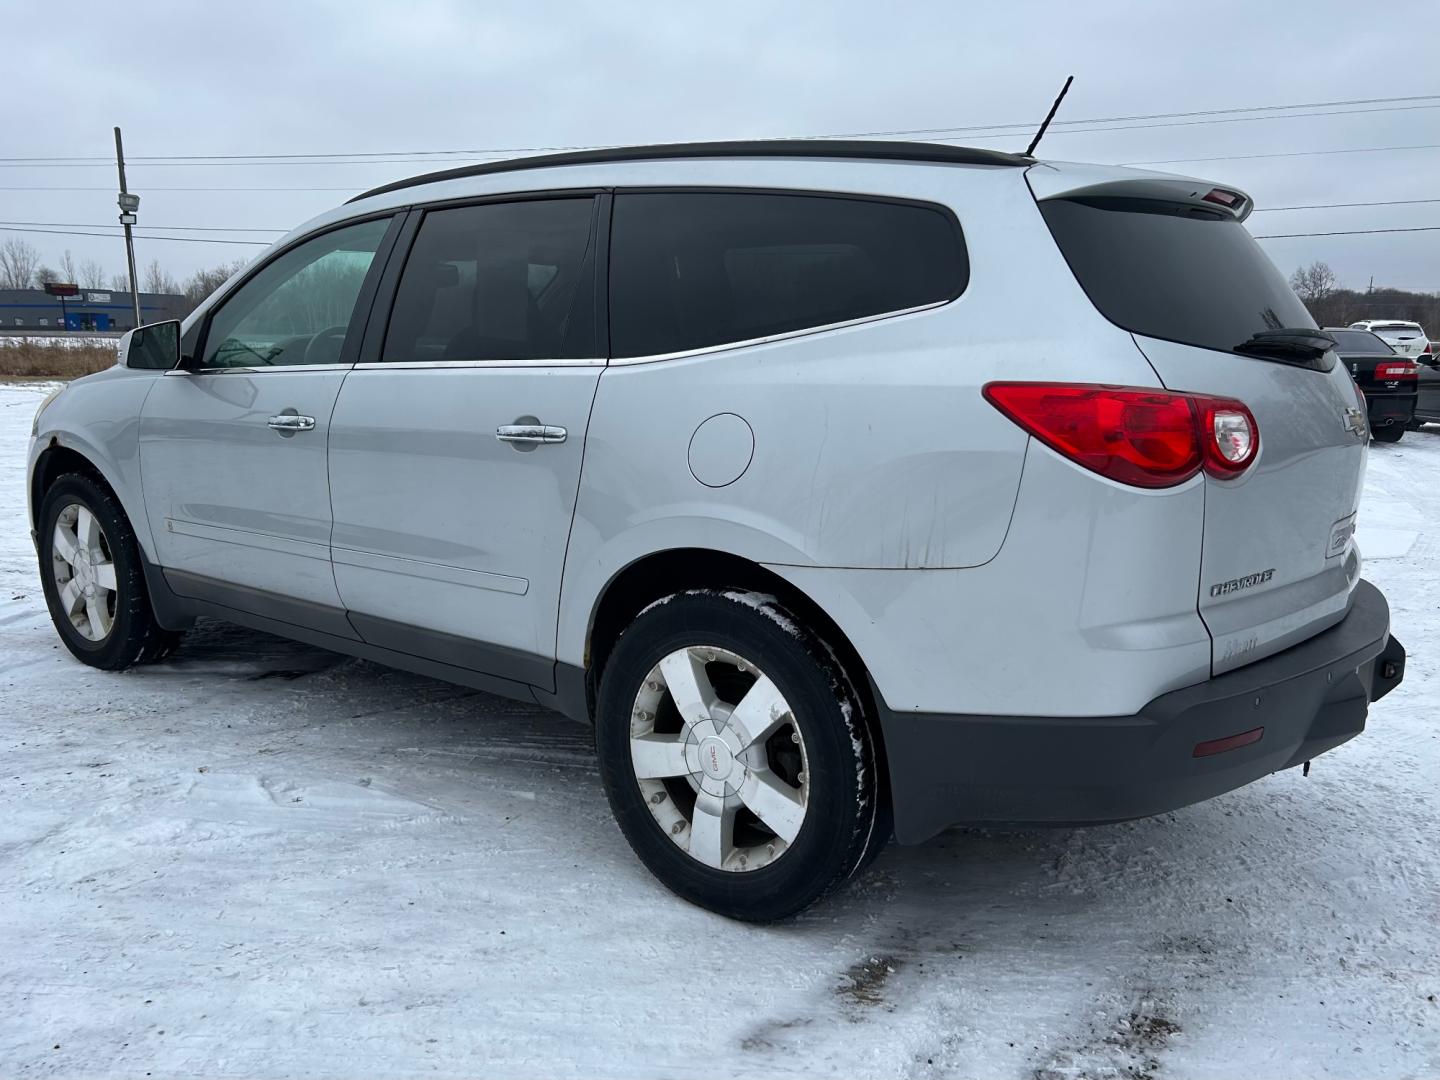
650,791 -> 666,804
633,709 -> 650,721
797,771 -> 807,784
671,820 -> 685,835
790,732 -> 800,744
645,680 -> 661,692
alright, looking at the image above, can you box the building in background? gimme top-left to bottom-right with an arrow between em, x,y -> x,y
0,288 -> 185,332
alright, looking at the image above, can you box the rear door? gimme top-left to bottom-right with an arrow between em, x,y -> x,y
1036,185 -> 1367,673
326,194 -> 604,690
1418,352 -> 1440,419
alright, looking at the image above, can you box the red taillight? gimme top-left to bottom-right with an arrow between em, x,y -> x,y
1375,361 -> 1420,380
983,382 -> 1259,488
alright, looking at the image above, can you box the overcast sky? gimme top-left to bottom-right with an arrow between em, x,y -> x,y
4,0 -> 1437,291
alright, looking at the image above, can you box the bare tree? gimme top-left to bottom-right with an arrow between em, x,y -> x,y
143,258 -> 180,295
1289,261 -> 1338,307
79,260 -> 108,289
182,258 -> 248,313
33,265 -> 59,288
109,272 -> 133,292
0,238 -> 43,289
59,249 -> 79,285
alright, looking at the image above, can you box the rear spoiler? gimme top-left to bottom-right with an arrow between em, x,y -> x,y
1025,161 -> 1254,222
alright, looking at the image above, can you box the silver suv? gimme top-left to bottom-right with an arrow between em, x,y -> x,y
27,141 -> 1406,920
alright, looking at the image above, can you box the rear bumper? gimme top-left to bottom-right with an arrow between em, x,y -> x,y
1362,390 -> 1417,426
880,579 -> 1405,844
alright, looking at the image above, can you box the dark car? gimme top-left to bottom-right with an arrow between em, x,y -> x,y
1413,343 -> 1440,429
1325,328 -> 1419,442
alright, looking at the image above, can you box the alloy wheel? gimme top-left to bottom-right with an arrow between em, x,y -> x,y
50,503 -> 117,642
629,645 -> 810,872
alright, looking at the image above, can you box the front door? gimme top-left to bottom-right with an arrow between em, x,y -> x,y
327,196 -> 603,689
138,216 -> 396,631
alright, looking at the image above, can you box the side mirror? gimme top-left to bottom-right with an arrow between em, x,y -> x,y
122,320 -> 182,371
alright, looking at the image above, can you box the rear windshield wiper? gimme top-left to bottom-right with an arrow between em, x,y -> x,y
1233,328 -> 1336,361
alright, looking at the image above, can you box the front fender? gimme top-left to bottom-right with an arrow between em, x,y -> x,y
29,368 -> 161,558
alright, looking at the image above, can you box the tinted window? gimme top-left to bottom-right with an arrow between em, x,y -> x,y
609,192 -> 967,358
1040,197 -> 1315,356
1327,330 -> 1394,355
200,217 -> 390,368
384,198 -> 597,362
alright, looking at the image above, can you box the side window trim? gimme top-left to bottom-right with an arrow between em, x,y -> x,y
606,296 -> 954,367
356,190 -> 608,369
186,212 -> 403,373
604,186 -> 969,364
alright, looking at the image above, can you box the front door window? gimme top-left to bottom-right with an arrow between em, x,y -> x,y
199,217 -> 391,369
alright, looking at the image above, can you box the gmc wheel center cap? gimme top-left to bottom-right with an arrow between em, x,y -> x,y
697,736 -> 734,780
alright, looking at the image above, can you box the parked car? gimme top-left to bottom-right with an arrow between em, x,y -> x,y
27,140 -> 1406,920
1414,345 -> 1440,428
1325,328 -> 1419,442
1348,319 -> 1431,358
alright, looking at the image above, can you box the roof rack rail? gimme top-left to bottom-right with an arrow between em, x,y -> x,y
348,139 -> 1032,203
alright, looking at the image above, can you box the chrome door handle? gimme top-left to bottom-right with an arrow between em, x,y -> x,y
496,424 -> 567,444
267,414 -> 316,432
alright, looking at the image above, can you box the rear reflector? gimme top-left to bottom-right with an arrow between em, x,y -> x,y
983,382 -> 1259,489
1375,361 -> 1420,380
1193,726 -> 1264,758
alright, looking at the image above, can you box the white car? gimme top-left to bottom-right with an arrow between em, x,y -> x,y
1349,319 -> 1431,358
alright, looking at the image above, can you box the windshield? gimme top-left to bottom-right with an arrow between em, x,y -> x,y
1327,330 -> 1395,355
1039,196 -> 1315,356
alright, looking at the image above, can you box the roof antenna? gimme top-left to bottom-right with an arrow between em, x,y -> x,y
1025,75 -> 1075,157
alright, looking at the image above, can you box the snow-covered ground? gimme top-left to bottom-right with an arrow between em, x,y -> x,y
1,380 -> 1436,1080
0,335 -> 122,351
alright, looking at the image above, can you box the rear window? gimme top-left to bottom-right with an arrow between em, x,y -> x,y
609,192 -> 967,359
1039,196 -> 1315,355
1371,323 -> 1422,334
1327,330 -> 1395,355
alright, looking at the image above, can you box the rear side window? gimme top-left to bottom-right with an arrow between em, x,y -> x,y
609,192 -> 967,359
384,198 -> 597,363
1039,197 -> 1316,356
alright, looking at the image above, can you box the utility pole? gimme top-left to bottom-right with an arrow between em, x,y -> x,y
114,126 -> 142,328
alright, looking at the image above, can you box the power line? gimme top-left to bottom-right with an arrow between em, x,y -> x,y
944,103 -> 1440,144
4,93 -> 1438,165
0,186 -> 356,192
1251,198 -> 1440,213
11,101 -> 1438,166
1252,225 -> 1440,238
1125,143 -> 1440,165
829,93 -> 1440,141
0,219 -> 285,233
0,225 -> 268,246
9,100 -> 1438,167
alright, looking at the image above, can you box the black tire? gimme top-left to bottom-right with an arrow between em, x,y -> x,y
37,472 -> 183,670
1372,426 -> 1404,443
595,589 -> 885,921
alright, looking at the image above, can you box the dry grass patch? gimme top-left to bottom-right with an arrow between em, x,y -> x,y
0,338 -> 119,378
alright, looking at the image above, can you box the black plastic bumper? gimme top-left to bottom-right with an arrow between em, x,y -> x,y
879,579 -> 1405,844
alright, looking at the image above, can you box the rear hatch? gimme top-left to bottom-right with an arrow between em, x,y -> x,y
1368,323 -> 1428,357
1030,164 -> 1367,674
